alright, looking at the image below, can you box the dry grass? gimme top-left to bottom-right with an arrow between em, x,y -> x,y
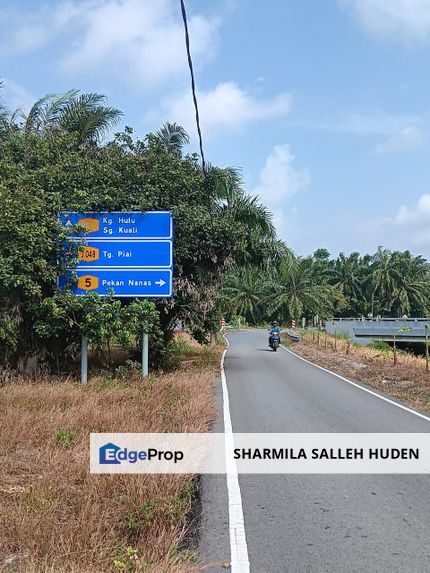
291,331 -> 430,413
0,336 -> 223,573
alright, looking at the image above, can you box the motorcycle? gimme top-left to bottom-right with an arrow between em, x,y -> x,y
269,332 -> 280,352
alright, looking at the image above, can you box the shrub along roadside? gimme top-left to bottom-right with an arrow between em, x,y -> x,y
30,293 -> 161,372
0,337 -> 221,573
0,108 -> 278,372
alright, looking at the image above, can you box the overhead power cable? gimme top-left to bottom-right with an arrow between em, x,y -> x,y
179,0 -> 206,173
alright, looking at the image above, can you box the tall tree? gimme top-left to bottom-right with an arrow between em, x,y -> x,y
155,121 -> 190,155
389,251 -> 430,316
219,267 -> 265,323
369,247 -> 401,315
332,252 -> 368,316
266,256 -> 334,323
0,81 -> 10,133
206,164 -> 283,265
24,90 -> 123,144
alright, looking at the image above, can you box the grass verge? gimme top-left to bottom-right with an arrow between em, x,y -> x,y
288,331 -> 430,414
0,334 -> 223,573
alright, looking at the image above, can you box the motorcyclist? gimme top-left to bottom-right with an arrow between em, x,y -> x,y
268,320 -> 280,346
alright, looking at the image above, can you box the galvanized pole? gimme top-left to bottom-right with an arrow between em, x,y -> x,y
425,324 -> 429,373
142,332 -> 149,377
81,334 -> 88,385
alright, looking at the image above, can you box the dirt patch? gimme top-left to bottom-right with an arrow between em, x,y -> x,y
290,334 -> 430,414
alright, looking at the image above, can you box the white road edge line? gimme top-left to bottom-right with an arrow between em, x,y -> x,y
280,344 -> 430,423
221,335 -> 250,573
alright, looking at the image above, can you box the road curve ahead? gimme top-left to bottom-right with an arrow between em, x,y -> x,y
199,329 -> 430,573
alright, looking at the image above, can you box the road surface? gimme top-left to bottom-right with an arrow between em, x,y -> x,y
199,329 -> 430,572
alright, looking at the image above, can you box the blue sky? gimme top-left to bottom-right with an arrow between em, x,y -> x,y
2,0 -> 430,258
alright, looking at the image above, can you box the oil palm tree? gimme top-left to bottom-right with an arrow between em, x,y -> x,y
332,252 -> 367,315
207,165 -> 276,238
0,81 -> 10,132
265,256 -> 333,322
369,247 -> 402,315
389,251 -> 430,316
219,267 -> 265,323
24,90 -> 123,145
155,121 -> 190,154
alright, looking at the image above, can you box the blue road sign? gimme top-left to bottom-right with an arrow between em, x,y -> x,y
58,269 -> 172,297
59,211 -> 173,298
60,211 -> 172,239
66,239 -> 172,269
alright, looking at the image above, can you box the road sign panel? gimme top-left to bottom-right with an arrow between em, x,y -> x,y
59,211 -> 173,298
67,240 -> 172,269
60,211 -> 172,239
59,269 -> 172,298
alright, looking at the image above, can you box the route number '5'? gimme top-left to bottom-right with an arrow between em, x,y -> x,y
77,275 -> 99,291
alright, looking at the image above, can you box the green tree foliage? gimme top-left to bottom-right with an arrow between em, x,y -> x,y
265,256 -> 334,322
218,267 -> 265,324
372,249 -> 430,317
220,247 -> 430,326
31,294 -> 160,371
155,121 -> 190,155
24,90 -> 123,145
0,88 -> 276,370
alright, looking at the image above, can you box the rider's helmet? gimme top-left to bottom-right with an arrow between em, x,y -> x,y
272,320 -> 278,326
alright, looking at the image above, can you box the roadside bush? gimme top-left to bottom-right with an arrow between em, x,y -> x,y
29,292 -> 160,371
369,340 -> 391,354
0,97 -> 276,371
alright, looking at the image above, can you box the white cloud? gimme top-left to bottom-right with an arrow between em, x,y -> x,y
252,144 -> 309,240
360,194 -> 430,254
300,109 -> 426,154
1,78 -> 35,113
340,0 -> 430,41
145,82 -> 292,140
395,194 -> 430,230
0,0 -> 220,90
0,1 -> 82,54
375,125 -> 424,153
60,0 -> 220,89
305,110 -> 421,136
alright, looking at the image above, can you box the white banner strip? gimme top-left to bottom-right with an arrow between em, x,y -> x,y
90,433 -> 430,474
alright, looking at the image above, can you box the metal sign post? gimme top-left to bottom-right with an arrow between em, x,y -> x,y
142,332 -> 149,377
425,324 -> 429,373
81,335 -> 88,385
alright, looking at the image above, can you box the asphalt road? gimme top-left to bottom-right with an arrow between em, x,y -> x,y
199,329 -> 430,573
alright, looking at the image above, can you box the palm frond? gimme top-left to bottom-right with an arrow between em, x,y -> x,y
205,165 -> 244,203
23,90 -> 122,143
25,90 -> 79,133
59,93 -> 122,142
0,80 -> 10,131
155,122 -> 190,154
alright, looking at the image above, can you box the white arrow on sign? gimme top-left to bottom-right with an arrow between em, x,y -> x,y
155,279 -> 166,287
